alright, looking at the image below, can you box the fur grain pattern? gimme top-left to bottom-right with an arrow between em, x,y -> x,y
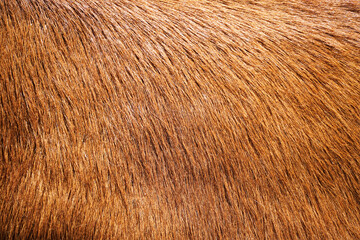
1,0 -> 360,239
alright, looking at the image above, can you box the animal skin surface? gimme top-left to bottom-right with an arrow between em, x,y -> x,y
1,0 -> 360,239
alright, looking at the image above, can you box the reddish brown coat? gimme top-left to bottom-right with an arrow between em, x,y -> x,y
1,0 -> 360,239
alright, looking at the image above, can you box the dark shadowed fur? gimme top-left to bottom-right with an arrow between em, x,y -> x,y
1,0 -> 360,239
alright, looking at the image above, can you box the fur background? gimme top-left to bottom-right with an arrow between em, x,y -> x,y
1,0 -> 360,239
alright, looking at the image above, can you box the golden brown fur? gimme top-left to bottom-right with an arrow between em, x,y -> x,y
1,0 -> 360,239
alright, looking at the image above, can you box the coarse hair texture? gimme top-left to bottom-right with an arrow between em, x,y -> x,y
1,0 -> 360,239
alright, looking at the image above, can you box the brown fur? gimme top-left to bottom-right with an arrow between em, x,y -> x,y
1,0 -> 360,239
